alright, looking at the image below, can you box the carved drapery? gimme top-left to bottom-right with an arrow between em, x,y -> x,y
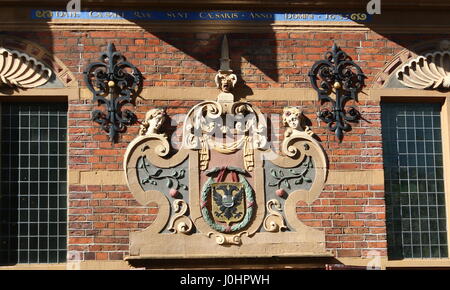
182,101 -> 267,172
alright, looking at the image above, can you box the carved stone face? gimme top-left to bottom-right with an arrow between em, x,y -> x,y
216,73 -> 237,93
221,77 -> 232,93
146,108 -> 166,134
282,107 -> 303,130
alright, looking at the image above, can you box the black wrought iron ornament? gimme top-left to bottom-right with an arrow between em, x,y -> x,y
84,43 -> 141,143
308,43 -> 365,142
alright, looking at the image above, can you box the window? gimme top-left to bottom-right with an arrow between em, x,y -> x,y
382,101 -> 448,259
0,102 -> 67,264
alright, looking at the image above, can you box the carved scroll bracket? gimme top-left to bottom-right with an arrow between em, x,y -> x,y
123,36 -> 330,259
167,199 -> 194,234
263,199 -> 287,232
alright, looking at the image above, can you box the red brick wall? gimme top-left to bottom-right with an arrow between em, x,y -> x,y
4,29 -> 449,261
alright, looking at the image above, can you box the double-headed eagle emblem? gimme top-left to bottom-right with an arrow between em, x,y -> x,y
211,182 -> 245,225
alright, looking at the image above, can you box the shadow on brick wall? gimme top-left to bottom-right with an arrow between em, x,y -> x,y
0,26 -> 56,266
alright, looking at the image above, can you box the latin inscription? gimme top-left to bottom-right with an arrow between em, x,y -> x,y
31,10 -> 371,22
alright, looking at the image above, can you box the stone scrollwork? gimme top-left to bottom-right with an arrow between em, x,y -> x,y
0,47 -> 52,88
182,100 -> 267,172
124,35 -> 329,260
263,199 -> 287,232
167,199 -> 194,234
125,108 -> 171,159
207,231 -> 249,246
397,48 -> 450,90
123,108 -> 189,248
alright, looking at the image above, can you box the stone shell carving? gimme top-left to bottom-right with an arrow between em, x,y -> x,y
396,50 -> 450,89
0,47 -> 52,88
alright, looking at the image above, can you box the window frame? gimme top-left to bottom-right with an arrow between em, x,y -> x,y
0,92 -> 71,268
374,88 -> 450,268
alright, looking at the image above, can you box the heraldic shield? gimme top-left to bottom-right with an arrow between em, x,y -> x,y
123,36 -> 330,261
200,166 -> 255,233
212,182 -> 245,225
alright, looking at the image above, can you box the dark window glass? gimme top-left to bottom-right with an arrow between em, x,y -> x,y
0,102 -> 67,264
382,102 -> 447,259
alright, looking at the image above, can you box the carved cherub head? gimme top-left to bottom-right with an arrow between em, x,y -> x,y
283,107 -> 304,130
139,108 -> 166,135
215,72 -> 237,93
282,106 -> 314,137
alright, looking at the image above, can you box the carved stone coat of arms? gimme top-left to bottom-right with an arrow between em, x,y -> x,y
123,37 -> 329,259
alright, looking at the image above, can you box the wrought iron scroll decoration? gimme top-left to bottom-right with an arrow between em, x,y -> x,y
308,43 -> 365,142
84,43 -> 141,143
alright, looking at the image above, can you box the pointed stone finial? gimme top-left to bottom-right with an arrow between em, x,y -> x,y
219,35 -> 232,73
215,35 -> 237,104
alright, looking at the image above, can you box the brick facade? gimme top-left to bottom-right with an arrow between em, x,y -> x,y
1,5 -> 450,267
63,30 -> 389,261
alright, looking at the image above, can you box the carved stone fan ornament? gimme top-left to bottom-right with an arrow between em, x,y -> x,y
397,51 -> 450,89
397,41 -> 450,90
0,47 -> 52,88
